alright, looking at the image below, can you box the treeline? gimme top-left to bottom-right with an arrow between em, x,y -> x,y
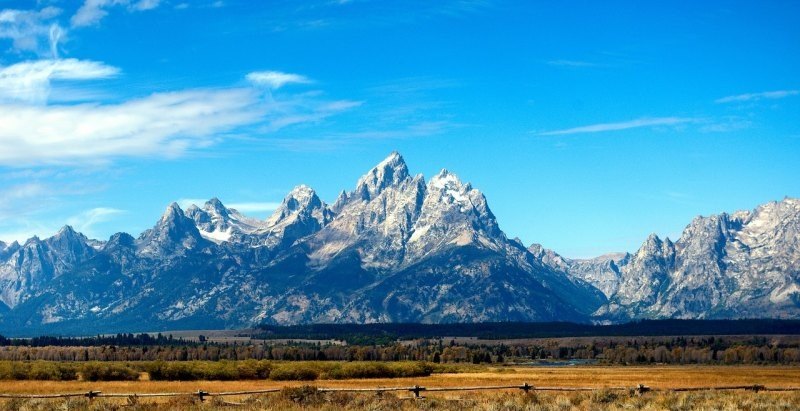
1,336 -> 799,365
254,319 -> 800,344
0,333 -> 193,347
0,360 -> 434,381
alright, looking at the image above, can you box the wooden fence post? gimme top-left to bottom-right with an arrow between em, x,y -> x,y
637,384 -> 650,396
520,383 -> 533,393
409,385 -> 426,399
195,390 -> 209,402
84,391 -> 101,402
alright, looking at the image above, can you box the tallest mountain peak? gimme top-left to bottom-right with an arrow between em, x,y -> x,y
354,151 -> 410,201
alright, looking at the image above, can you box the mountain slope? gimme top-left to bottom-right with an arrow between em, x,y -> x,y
0,153 -> 797,335
0,152 -> 604,335
537,198 -> 800,320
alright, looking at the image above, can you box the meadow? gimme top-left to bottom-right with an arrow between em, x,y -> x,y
2,365 -> 800,410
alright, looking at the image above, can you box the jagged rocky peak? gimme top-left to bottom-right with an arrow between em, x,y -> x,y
204,197 -> 229,216
104,232 -> 136,249
267,185 -> 326,224
255,185 -> 333,249
160,202 -> 184,223
45,225 -> 94,256
354,151 -> 411,201
527,243 -> 570,271
330,190 -> 348,214
426,168 -> 500,235
637,233 -> 674,257
137,202 -> 205,255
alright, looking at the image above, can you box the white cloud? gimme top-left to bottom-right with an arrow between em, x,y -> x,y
65,207 -> 125,237
132,0 -> 161,11
71,0 -> 161,28
0,7 -> 63,56
0,59 -> 359,166
261,99 -> 362,132
228,202 -> 281,213
715,90 -> 799,104
0,87 -> 266,166
0,59 -> 119,104
246,70 -> 311,90
539,117 -> 696,136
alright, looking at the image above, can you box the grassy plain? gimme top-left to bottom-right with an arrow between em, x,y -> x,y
2,365 -> 800,410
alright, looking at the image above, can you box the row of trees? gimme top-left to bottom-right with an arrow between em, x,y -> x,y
0,333 -> 191,347
1,336 -> 799,365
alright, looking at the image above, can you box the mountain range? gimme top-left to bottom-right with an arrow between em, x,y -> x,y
1,152 -> 798,336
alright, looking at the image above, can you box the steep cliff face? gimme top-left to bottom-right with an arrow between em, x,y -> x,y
539,198 -> 800,320
0,153 -> 603,335
0,153 -> 797,336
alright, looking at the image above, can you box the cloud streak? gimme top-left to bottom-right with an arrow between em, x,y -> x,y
0,6 -> 63,56
0,60 -> 358,166
246,70 -> 312,89
71,0 -> 162,28
539,117 -> 696,136
65,207 -> 125,237
715,90 -> 799,104
0,59 -> 119,104
0,88 -> 266,166
546,59 -> 605,68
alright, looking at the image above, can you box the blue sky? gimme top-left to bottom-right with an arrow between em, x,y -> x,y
0,0 -> 798,258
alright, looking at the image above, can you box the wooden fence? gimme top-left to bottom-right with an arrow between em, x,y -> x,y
2,383 -> 800,403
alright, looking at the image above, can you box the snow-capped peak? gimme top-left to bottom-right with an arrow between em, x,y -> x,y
428,169 -> 477,207
184,197 -> 268,244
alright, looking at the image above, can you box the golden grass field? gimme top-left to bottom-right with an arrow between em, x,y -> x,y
2,366 -> 800,410
2,365 -> 799,394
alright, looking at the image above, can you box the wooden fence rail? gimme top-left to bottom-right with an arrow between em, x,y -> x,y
1,383 -> 799,402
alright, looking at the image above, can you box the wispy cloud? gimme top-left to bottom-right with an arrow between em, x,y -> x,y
546,59 -> 605,68
246,71 -> 312,90
715,90 -> 799,104
0,88 -> 265,166
259,99 -> 362,132
698,116 -> 753,133
539,117 -> 696,136
71,0 -> 162,28
0,179 -> 111,242
0,6 -> 64,56
65,207 -> 125,237
0,59 -> 119,104
0,60 -> 358,166
266,121 -> 454,152
228,202 -> 281,213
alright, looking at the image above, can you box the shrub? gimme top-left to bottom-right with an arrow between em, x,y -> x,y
30,361 -> 78,381
268,364 -> 320,381
0,361 -> 78,381
81,362 -> 139,381
325,361 -> 433,379
146,360 -> 273,381
235,359 -> 272,379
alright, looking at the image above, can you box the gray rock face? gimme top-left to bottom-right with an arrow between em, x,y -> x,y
536,198 -> 800,321
0,153 -> 797,335
0,226 -> 95,310
0,153 -> 602,334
